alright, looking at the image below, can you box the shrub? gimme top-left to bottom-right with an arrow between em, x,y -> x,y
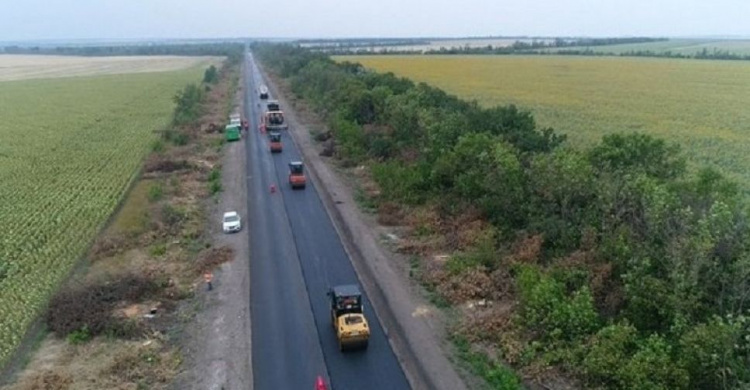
208,167 -> 221,182
209,180 -> 222,195
454,335 -> 522,390
618,335 -> 689,390
164,129 -> 189,146
584,325 -> 690,389
149,243 -> 167,257
208,167 -> 222,195
160,204 -> 185,226
147,183 -> 163,203
330,111 -> 366,163
589,132 -> 685,180
516,265 -> 600,343
678,315 -> 750,389
371,161 -> 425,204
172,84 -> 205,126
446,228 -> 499,274
583,323 -> 638,386
151,139 -> 165,153
66,326 -> 91,344
203,65 -> 219,84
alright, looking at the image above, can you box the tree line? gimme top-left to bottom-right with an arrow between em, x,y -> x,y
255,43 -> 750,389
315,37 -> 666,55
1,42 -> 245,64
321,38 -> 750,63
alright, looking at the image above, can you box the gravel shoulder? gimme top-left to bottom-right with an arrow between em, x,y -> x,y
258,62 -> 467,390
174,77 -> 253,390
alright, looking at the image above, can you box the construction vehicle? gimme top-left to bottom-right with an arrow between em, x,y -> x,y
266,100 -> 280,111
259,85 -> 269,99
229,113 -> 241,128
225,124 -> 241,142
288,161 -> 306,189
269,131 -> 282,153
328,285 -> 370,351
264,100 -> 288,132
265,111 -> 287,131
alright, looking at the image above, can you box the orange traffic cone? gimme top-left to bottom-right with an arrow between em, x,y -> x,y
315,376 -> 327,390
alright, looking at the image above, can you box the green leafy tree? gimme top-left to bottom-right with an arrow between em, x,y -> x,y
679,315 -> 750,389
203,65 -> 219,84
589,132 -> 685,180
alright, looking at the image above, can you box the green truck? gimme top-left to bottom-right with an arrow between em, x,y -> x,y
225,124 -> 241,142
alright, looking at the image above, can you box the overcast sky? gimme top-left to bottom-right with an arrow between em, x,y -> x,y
1,0 -> 749,41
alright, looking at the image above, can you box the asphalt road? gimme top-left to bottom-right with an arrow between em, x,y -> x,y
245,52 -> 411,390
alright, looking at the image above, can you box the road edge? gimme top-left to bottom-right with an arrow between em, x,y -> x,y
257,60 -> 467,390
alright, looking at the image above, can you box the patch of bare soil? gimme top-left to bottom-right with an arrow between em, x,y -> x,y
1,60 -> 244,390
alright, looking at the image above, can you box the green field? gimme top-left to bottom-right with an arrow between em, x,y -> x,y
546,38 -> 750,55
0,65 -> 206,365
337,55 -> 750,192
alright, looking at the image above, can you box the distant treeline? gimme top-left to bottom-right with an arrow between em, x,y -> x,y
553,47 -> 750,61
1,42 -> 245,63
299,38 -> 432,48
324,37 -> 750,62
316,37 -> 666,55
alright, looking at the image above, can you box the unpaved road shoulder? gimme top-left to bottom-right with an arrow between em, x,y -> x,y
175,86 -> 252,390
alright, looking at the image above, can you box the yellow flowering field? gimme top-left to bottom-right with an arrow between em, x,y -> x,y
338,55 -> 750,193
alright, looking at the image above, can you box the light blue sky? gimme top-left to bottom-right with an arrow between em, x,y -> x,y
1,0 -> 749,41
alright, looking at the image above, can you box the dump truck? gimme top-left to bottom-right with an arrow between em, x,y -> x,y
328,285 -> 370,351
288,161 -> 306,189
269,132 -> 282,153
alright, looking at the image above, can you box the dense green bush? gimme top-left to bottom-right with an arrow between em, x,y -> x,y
256,43 -> 750,389
172,83 -> 205,126
516,265 -> 600,343
678,315 -> 750,389
203,65 -> 219,84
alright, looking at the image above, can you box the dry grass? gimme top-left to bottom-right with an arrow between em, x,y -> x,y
0,55 -> 221,82
7,339 -> 179,390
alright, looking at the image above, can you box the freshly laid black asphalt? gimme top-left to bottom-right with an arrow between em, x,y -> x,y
245,52 -> 410,390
